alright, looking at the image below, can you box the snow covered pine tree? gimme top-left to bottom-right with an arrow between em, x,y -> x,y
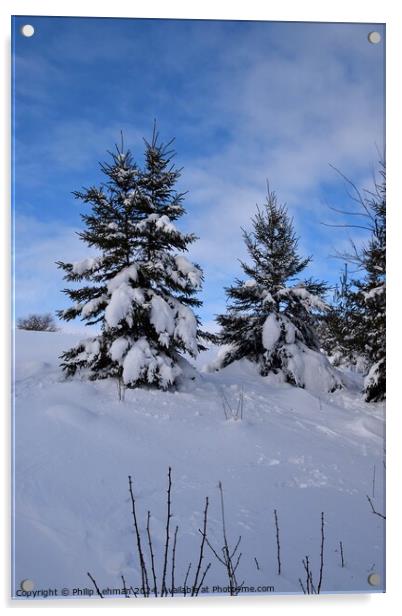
216,188 -> 341,393
57,129 -> 207,390
350,164 -> 386,402
317,264 -> 367,371
326,161 -> 386,402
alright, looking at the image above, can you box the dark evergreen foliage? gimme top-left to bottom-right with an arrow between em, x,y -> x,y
317,264 -> 365,369
325,162 -> 386,401
57,128 -> 207,389
352,165 -> 386,401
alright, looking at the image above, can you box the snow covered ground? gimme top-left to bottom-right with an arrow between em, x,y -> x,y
12,330 -> 385,599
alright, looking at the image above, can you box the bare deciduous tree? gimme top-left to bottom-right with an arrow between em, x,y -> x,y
17,313 -> 58,332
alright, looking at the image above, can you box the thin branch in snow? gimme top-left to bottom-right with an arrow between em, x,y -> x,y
183,562 -> 192,597
339,541 -> 345,568
196,562 -> 211,595
317,512 -> 325,594
202,482 -> 242,595
202,532 -> 226,565
146,510 -> 158,597
221,386 -> 245,421
274,509 -> 282,575
161,466 -> 172,597
192,496 -> 209,596
87,572 -> 104,599
128,475 -> 150,597
171,525 -> 179,597
302,556 -> 311,594
366,494 -> 386,519
121,574 -> 130,598
230,535 -> 242,560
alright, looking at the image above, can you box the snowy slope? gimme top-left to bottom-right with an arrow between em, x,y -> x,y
12,330 -> 385,599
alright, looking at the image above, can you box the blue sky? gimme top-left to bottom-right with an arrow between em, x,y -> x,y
12,16 -> 385,332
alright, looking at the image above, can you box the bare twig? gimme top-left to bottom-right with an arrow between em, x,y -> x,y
230,535 -> 242,560
161,467 -> 172,597
221,387 -> 245,421
302,556 -> 317,594
87,572 -> 104,599
274,509 -> 282,575
203,482 -> 242,595
317,512 -> 325,594
171,525 -> 179,597
232,551 -> 242,574
202,532 -> 226,565
183,562 -> 192,597
302,556 -> 311,594
128,475 -> 150,597
328,164 -> 376,222
195,562 -> 211,596
321,222 -> 372,232
121,574 -> 130,598
309,572 -> 317,595
339,541 -> 345,568
219,481 -> 241,594
366,495 -> 386,519
146,511 -> 158,597
219,481 -> 229,548
192,497 -> 209,596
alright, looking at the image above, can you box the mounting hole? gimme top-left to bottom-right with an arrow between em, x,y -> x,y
20,579 -> 35,592
368,31 -> 381,44
368,572 -> 381,586
21,24 -> 35,38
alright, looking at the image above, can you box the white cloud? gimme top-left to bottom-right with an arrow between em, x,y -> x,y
14,214 -> 95,320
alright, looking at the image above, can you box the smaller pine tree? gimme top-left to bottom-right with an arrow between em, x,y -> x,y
216,188 -> 341,393
318,264 -> 367,371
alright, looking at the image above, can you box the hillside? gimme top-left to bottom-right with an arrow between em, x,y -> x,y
13,330 -> 385,598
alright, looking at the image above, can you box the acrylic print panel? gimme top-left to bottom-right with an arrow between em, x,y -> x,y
11,16 -> 385,600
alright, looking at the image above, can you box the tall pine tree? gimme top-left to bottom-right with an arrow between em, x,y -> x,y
326,161 -> 385,401
216,188 -> 341,393
57,128 -> 206,390
351,164 -> 385,401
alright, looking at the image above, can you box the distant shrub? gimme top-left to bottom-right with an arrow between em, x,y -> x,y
17,313 -> 59,332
